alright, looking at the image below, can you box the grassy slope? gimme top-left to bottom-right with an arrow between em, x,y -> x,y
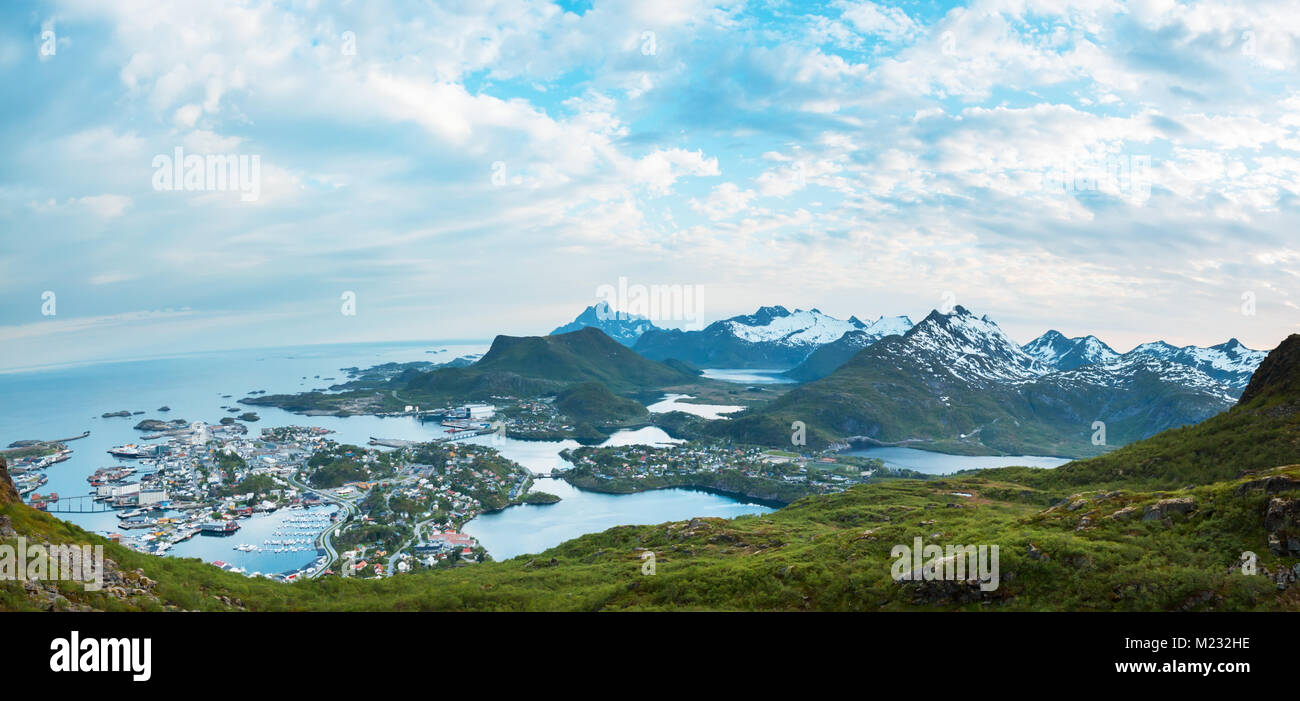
554,381 -> 649,425
7,463 -> 1293,611
7,447 -> 1297,612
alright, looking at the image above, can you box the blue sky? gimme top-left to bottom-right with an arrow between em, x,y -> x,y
2,0 -> 1298,371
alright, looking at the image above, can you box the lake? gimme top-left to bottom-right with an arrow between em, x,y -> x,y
457,424 -> 774,558
841,446 -> 1072,475
701,368 -> 796,384
646,393 -> 745,419
464,478 -> 772,560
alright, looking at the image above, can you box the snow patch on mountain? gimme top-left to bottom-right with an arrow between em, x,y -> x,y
1126,338 -> 1267,391
1023,330 -> 1121,370
898,306 -> 1048,385
724,307 -> 869,347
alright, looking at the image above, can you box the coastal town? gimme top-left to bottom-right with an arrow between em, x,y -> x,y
7,402 -> 555,582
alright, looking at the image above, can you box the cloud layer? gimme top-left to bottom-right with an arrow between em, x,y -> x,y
1,0 -> 1298,370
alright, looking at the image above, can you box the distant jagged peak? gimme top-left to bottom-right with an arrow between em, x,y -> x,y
1023,330 -> 1120,371
582,300 -> 651,323
722,306 -> 870,347
550,302 -> 660,347
898,305 -> 1047,383
1126,335 -> 1268,391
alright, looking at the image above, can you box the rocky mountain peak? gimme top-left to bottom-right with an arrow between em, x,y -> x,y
1238,334 -> 1300,406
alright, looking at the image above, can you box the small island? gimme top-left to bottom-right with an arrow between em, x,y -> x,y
134,418 -> 188,432
517,491 -> 561,505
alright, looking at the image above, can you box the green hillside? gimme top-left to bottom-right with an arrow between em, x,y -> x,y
473,327 -> 693,390
399,327 -> 695,401
554,381 -> 649,425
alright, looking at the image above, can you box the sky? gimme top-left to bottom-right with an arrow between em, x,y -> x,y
1,0 -> 1298,372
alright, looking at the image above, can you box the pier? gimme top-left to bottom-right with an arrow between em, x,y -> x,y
40,495 -> 113,513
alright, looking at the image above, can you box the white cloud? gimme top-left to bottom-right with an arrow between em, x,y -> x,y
690,182 -> 757,219
78,194 -> 132,219
837,1 -> 919,42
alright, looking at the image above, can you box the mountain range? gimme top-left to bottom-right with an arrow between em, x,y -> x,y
629,305 -> 910,369
708,306 -> 1245,455
553,304 -> 1264,395
1022,330 -> 1265,392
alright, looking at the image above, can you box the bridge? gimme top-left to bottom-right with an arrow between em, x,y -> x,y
438,429 -> 498,443
40,495 -> 114,513
368,426 -> 500,449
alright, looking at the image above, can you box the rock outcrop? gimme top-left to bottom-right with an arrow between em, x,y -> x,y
1143,497 -> 1196,521
1264,497 -> 1300,556
0,458 -> 19,505
1238,334 -> 1300,406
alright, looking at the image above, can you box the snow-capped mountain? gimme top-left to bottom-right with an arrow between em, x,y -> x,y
1023,331 -> 1121,371
728,305 -> 1238,456
785,315 -> 915,381
550,302 -> 659,347
1126,338 -> 1267,391
634,305 -> 889,368
860,314 -> 915,339
891,306 -> 1048,386
721,306 -> 867,346
1030,353 -> 1236,403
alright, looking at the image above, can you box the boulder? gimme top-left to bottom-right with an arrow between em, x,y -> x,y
1235,475 -> 1300,496
1143,497 -> 1196,521
1108,505 -> 1140,521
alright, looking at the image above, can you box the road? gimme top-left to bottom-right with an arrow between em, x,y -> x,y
386,514 -> 440,574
